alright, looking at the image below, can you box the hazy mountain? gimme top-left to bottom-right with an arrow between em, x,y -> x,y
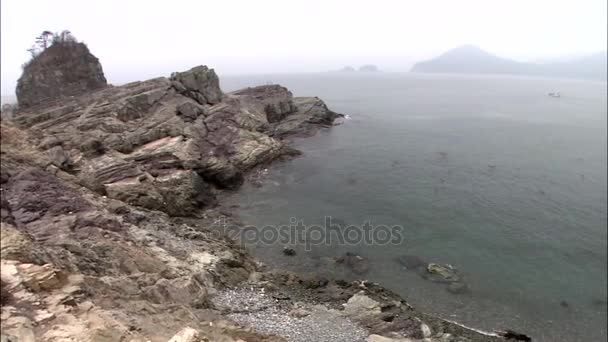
543,51 -> 607,80
411,45 -> 607,80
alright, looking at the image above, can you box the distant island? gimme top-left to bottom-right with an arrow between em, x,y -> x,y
335,65 -> 381,73
411,45 -> 607,81
358,64 -> 380,72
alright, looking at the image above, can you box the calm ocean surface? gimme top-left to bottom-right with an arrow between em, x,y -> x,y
221,73 -> 607,342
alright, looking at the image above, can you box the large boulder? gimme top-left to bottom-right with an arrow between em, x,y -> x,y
104,170 -> 215,217
171,66 -> 223,105
232,85 -> 297,123
16,42 -> 107,108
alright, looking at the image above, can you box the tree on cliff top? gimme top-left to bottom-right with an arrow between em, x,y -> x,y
23,30 -> 80,69
26,30 -> 77,59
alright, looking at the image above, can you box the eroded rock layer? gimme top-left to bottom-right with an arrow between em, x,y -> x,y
13,65 -> 341,216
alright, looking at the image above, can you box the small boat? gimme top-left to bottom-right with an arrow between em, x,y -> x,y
548,91 -> 561,98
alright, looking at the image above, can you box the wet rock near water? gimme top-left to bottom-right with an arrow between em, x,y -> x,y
335,252 -> 371,275
425,263 -> 461,283
396,254 -> 427,271
396,256 -> 471,295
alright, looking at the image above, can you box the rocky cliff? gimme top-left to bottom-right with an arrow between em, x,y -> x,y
16,41 -> 107,108
13,65 -> 340,217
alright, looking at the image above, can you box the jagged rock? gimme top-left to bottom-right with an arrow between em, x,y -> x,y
46,145 -> 72,170
232,85 -> 297,123
421,323 -> 432,338
13,65 -> 340,216
171,66 -> 222,105
104,170 -> 215,216
176,102 -> 207,122
425,263 -> 460,283
272,97 -> 342,137
0,223 -> 31,260
343,291 -> 382,318
16,42 -> 107,108
17,263 -> 67,292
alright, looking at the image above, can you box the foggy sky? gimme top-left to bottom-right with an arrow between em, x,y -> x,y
2,0 -> 607,94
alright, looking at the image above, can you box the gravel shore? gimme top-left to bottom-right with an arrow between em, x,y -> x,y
212,287 -> 368,342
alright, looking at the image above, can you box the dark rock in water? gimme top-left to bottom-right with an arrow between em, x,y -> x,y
496,330 -> 532,342
335,252 -> 370,275
560,300 -> 570,308
396,255 -> 426,270
17,41 -> 107,108
425,263 -> 461,283
282,247 -> 296,256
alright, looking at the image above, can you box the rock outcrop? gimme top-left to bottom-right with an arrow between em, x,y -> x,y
16,41 -> 107,108
0,122 -> 278,341
13,65 -> 340,216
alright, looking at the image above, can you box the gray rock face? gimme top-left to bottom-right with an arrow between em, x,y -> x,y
232,85 -> 297,123
13,65 -> 341,216
170,65 -> 223,105
16,42 -> 107,108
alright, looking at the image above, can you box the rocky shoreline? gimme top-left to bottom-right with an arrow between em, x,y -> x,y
1,40 -> 528,341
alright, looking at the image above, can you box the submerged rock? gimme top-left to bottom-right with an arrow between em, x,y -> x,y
447,281 -> 469,294
425,263 -> 460,283
335,252 -> 371,275
396,255 -> 426,270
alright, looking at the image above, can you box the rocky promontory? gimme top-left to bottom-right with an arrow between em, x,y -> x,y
12,63 -> 341,217
1,39 -> 526,341
16,41 -> 107,108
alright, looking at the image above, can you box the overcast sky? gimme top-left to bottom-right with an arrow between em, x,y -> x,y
1,0 -> 607,94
